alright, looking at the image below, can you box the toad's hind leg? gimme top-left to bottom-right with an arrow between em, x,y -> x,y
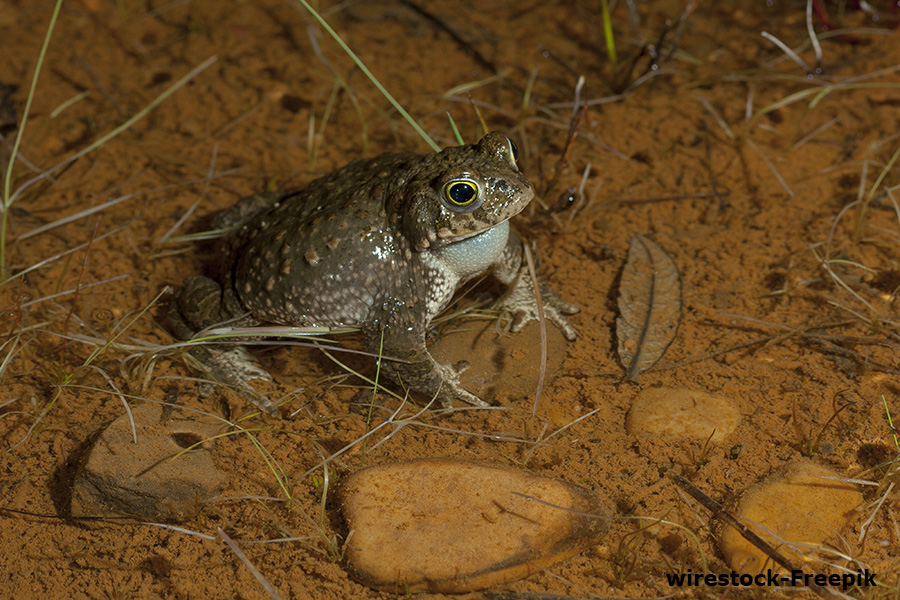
365,323 -> 489,409
212,191 -> 285,231
168,276 -> 280,415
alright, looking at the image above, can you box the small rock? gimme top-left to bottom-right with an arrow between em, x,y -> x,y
339,458 -> 613,593
71,402 -> 226,522
719,459 -> 862,574
626,387 -> 740,442
429,319 -> 567,400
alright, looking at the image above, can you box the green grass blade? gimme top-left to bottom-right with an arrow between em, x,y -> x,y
290,0 -> 440,152
446,112 -> 464,145
600,0 -> 618,73
883,395 -> 899,451
1,0 -> 64,278
2,0 -> 62,208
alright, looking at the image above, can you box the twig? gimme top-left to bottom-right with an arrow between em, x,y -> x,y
671,474 -> 843,599
542,103 -> 586,198
400,0 -> 497,74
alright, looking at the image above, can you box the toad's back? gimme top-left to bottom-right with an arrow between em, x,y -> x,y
226,152 -> 422,328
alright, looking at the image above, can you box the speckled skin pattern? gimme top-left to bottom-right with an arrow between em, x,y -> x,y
172,133 -> 577,414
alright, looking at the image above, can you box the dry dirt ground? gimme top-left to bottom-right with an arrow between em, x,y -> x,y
2,0 -> 900,598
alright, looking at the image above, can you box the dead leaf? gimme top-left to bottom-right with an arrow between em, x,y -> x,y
616,234 -> 682,382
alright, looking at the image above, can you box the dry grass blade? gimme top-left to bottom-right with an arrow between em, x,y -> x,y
2,53 -> 219,281
6,55 -> 219,207
2,220 -> 135,287
745,138 -> 793,197
218,528 -> 283,600
522,243 -> 547,416
17,193 -> 137,241
761,31 -> 813,75
616,234 -> 682,382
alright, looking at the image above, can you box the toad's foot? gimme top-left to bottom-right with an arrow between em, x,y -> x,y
434,363 -> 490,408
382,349 -> 491,409
186,344 -> 280,416
493,276 -> 579,341
168,278 -> 280,416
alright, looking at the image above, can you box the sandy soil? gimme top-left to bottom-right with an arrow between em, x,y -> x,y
1,0 -> 899,598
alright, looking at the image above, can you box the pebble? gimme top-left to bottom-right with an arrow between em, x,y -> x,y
626,387 -> 741,442
71,402 -> 226,522
719,459 -> 862,574
339,458 -> 613,593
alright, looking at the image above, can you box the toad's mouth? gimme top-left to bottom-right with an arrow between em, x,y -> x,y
439,225 -> 500,242
434,212 -> 521,243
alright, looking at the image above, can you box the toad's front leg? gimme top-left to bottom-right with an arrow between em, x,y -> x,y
491,228 -> 579,340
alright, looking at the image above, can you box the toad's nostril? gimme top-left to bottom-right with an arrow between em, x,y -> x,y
494,180 -> 511,193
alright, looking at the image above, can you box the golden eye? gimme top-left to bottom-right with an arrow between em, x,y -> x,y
443,179 -> 479,206
506,137 -> 519,163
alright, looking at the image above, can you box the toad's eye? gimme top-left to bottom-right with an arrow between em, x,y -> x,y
506,137 -> 519,164
443,179 -> 479,207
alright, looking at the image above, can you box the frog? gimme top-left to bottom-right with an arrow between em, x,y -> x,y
168,132 -> 578,415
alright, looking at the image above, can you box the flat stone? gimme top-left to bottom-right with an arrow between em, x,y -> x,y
626,387 -> 741,442
719,459 -> 862,574
339,458 -> 613,593
429,319 -> 567,400
71,402 -> 226,522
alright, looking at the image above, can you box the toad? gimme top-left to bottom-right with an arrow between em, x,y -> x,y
170,132 -> 577,414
